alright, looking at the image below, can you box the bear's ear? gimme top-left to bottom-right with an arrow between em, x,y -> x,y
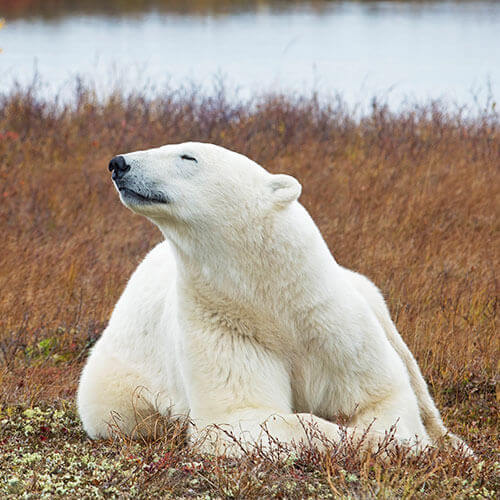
268,174 -> 302,206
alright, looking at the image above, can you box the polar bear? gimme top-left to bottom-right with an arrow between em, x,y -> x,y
77,142 -> 470,456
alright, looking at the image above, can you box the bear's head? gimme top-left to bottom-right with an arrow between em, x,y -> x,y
109,142 -> 302,240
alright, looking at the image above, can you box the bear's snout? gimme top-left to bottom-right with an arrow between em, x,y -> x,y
108,156 -> 131,181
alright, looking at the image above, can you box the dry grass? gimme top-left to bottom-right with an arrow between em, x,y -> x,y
0,0 -> 338,19
0,82 -> 498,497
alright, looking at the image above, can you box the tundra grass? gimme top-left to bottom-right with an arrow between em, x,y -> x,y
0,83 -> 498,498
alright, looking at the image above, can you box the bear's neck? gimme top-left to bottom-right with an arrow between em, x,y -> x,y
162,203 -> 340,332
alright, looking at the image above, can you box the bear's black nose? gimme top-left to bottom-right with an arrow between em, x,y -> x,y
108,155 -> 130,180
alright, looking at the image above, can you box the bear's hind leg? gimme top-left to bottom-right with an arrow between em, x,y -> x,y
349,389 -> 432,452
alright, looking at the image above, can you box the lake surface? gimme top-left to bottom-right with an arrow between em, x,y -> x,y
1,1 -> 499,110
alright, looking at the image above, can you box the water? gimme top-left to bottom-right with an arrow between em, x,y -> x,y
1,1 -> 499,110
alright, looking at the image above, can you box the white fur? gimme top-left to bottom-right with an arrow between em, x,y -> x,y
77,142 -> 470,456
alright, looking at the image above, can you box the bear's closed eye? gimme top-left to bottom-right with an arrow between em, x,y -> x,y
181,154 -> 197,162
